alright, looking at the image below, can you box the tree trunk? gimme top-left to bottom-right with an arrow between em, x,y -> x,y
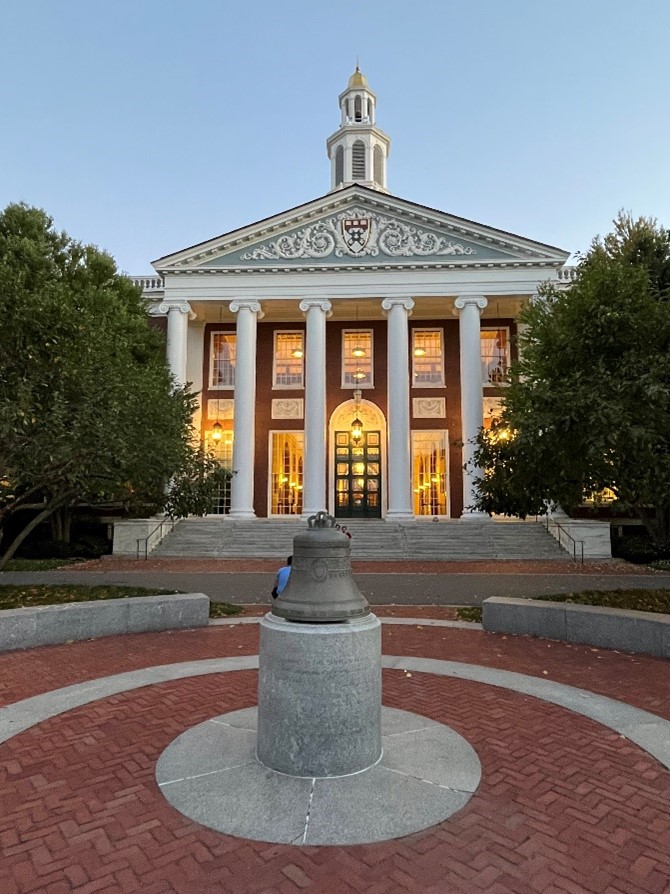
0,495 -> 74,570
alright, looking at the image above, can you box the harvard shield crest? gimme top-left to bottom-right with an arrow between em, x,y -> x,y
342,217 -> 371,255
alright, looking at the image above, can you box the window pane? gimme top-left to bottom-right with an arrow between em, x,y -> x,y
481,329 -> 510,385
412,329 -> 444,386
211,334 -> 236,388
342,330 -> 373,387
274,332 -> 304,387
270,432 -> 303,515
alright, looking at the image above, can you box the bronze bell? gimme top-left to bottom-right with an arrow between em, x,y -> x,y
272,512 -> 370,623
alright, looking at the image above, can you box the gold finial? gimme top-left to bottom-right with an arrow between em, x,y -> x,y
348,63 -> 368,89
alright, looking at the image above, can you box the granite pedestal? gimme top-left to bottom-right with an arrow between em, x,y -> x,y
257,612 -> 382,776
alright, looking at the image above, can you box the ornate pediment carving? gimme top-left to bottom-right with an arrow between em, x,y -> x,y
240,207 -> 477,262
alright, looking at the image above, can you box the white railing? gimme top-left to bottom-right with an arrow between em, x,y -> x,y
131,275 -> 164,292
556,267 -> 578,283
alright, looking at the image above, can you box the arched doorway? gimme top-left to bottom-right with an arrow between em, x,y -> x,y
329,399 -> 386,519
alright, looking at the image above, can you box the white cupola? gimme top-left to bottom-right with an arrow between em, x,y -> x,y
326,67 -> 390,193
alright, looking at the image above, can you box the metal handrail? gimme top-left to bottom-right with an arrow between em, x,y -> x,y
544,516 -> 585,563
136,516 -> 176,559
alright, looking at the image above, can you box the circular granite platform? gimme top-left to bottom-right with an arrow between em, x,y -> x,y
156,706 -> 482,845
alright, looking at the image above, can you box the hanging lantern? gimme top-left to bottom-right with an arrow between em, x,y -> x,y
211,421 -> 223,442
351,416 -> 363,443
351,345 -> 366,358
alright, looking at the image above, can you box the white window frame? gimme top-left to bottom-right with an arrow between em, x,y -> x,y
209,331 -> 236,390
341,329 -> 374,389
480,326 -> 511,387
272,330 -> 304,390
412,328 -> 445,388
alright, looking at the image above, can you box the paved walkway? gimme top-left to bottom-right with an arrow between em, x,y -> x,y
0,613 -> 669,893
3,558 -> 670,605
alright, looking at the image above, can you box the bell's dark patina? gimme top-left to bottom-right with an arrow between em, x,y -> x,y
272,511 -> 370,622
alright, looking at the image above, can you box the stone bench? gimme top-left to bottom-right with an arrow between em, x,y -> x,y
483,596 -> 670,658
0,593 -> 210,653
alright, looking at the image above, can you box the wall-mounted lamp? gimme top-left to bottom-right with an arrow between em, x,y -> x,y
211,421 -> 223,442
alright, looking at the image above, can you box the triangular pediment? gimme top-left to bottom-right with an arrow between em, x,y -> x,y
154,187 -> 569,273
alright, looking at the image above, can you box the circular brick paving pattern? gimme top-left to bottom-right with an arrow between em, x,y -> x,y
1,667 -> 670,893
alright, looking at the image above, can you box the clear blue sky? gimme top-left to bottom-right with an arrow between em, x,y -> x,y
2,0 -> 668,273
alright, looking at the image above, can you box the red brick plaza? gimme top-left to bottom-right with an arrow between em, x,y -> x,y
1,612 -> 669,894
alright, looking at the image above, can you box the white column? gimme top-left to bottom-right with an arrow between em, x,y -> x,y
455,296 -> 489,518
229,299 -> 264,519
382,297 -> 415,520
150,300 -> 193,387
300,298 -> 332,517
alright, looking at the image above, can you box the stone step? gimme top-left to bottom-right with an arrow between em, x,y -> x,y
151,517 -> 570,561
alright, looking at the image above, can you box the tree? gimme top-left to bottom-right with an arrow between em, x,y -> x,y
0,203 -> 224,568
471,212 -> 670,547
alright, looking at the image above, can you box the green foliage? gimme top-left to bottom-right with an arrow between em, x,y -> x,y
164,448 -> 232,519
0,203 -> 224,568
472,212 -> 670,546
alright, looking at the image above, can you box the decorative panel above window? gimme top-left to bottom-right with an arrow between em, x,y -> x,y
274,331 -> 304,388
412,328 -> 444,387
342,330 -> 373,388
210,333 -> 236,389
480,328 -> 510,386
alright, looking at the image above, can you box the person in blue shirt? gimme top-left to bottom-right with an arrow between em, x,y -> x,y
272,556 -> 292,599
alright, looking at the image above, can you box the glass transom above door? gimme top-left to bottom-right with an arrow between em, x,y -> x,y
334,430 -> 382,518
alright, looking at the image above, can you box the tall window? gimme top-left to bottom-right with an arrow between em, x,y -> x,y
480,328 -> 510,386
412,329 -> 444,387
354,95 -> 362,122
270,432 -> 303,515
412,431 -> 448,516
352,140 -> 366,180
210,333 -> 236,388
274,331 -> 304,388
342,330 -> 373,387
204,430 -> 233,515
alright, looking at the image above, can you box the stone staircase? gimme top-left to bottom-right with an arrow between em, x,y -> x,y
151,517 -> 571,561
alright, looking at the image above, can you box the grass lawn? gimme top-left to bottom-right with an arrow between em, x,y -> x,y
536,588 -> 670,614
456,588 -> 670,624
2,558 -> 86,572
0,584 -> 243,618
